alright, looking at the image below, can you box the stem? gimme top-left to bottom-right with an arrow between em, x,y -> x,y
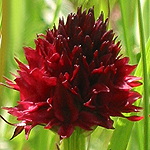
62,128 -> 86,150
146,0 -> 150,41
137,1 -> 149,150
119,0 -> 134,63
0,0 -> 11,106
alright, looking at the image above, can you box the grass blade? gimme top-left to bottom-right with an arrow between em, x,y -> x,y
118,0 -> 136,63
137,0 -> 149,150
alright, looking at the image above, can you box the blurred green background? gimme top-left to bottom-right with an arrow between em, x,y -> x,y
0,0 -> 150,150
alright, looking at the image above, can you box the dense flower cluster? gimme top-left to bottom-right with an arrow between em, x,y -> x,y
2,7 -> 142,140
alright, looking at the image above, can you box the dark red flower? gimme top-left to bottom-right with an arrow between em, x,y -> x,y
1,7 -> 142,140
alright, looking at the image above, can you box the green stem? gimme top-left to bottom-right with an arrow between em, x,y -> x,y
137,1 -> 149,150
146,0 -> 150,41
0,1 -> 11,106
119,0 -> 134,64
62,128 -> 86,150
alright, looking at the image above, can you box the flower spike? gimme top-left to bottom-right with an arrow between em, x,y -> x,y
1,7 -> 142,140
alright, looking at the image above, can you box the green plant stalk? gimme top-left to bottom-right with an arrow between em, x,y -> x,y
146,0 -> 150,41
62,128 -> 86,150
137,0 -> 149,150
0,1 -> 2,30
0,1 -> 11,105
119,0 -> 134,64
0,1 -> 10,81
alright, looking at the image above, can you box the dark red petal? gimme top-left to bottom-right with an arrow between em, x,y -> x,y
49,53 -> 60,63
24,47 -> 43,69
2,77 -> 19,90
58,24 -> 67,38
101,30 -> 114,42
58,51 -> 72,74
70,65 -> 79,82
126,116 -> 144,121
100,53 -> 112,66
58,124 -> 74,138
42,76 -> 57,86
91,83 -> 110,94
53,82 -> 79,123
125,76 -> 142,87
15,58 -> 28,71
45,119 -> 61,129
114,81 -> 132,90
25,125 -> 33,140
76,111 -> 114,130
126,91 -> 142,105
2,106 -> 24,117
91,66 -> 104,75
123,105 -> 142,113
46,28 -> 54,43
79,111 -> 101,126
82,11 -> 95,34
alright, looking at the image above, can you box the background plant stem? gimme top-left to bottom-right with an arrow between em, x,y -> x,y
118,0 -> 134,63
0,1 -> 11,106
137,0 -> 149,150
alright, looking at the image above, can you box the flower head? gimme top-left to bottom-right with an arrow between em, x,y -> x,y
1,7 -> 142,140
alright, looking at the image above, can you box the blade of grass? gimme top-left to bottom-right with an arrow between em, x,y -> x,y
107,119 -> 134,150
118,0 -> 136,63
0,1 -> 2,31
143,0 -> 150,42
137,1 -> 149,150
0,1 -> 11,106
88,127 -> 113,150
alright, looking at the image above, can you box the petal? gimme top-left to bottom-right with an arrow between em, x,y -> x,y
2,77 -> 19,90
23,47 -> 43,69
91,66 -> 104,75
15,58 -> 28,71
58,124 -> 74,138
76,111 -> 114,130
125,76 -> 142,87
70,65 -> 80,82
91,83 -> 110,94
126,116 -> 144,121
42,76 -> 57,86
25,125 -> 33,140
53,82 -> 79,123
45,119 -> 61,129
